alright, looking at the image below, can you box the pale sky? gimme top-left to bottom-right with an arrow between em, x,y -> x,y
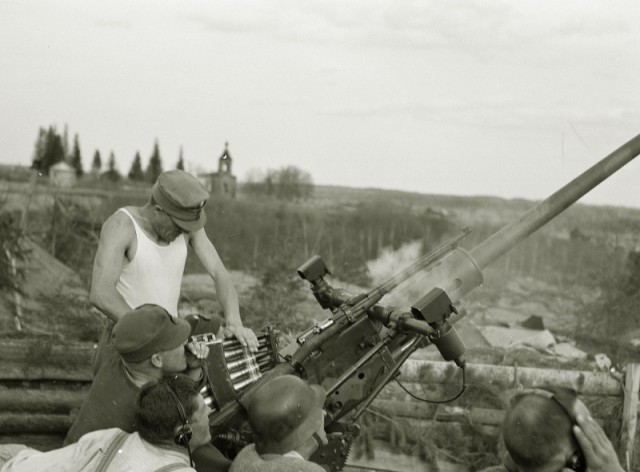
1,0 -> 639,207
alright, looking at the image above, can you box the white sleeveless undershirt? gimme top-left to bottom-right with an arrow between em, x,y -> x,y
115,208 -> 187,317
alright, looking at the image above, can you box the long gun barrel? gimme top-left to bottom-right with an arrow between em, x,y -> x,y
427,133 -> 640,305
472,134 -> 640,269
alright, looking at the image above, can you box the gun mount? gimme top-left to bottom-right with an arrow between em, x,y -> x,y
203,133 -> 640,471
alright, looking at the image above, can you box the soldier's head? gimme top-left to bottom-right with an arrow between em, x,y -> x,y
149,170 -> 209,242
112,304 -> 191,374
246,375 -> 328,456
136,374 -> 212,450
503,386 -> 588,472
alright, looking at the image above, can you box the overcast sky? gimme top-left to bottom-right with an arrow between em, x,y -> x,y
1,0 -> 639,207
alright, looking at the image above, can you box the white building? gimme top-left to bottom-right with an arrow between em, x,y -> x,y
49,161 -> 76,187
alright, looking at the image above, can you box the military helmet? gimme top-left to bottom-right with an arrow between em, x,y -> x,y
246,374 -> 326,454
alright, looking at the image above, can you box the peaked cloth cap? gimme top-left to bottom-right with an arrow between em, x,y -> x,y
112,304 -> 191,363
151,170 -> 209,232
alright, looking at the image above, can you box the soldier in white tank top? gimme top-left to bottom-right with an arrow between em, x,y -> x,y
116,208 -> 187,317
90,170 -> 260,363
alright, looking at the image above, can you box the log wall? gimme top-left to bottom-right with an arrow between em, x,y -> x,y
0,339 -> 636,471
0,340 -> 93,450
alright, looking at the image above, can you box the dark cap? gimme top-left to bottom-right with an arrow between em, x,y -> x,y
151,170 -> 209,232
247,375 -> 326,454
112,304 -> 191,363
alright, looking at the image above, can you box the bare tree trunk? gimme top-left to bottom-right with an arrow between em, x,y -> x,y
50,196 -> 57,257
5,249 -> 23,331
21,169 -> 38,234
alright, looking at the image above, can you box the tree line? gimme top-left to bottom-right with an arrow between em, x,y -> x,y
243,166 -> 313,201
28,124 -> 313,201
31,124 -> 185,184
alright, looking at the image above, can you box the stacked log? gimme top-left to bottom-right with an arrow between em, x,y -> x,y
0,339 -> 93,450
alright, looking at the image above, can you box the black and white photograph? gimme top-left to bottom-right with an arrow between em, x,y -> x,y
0,1 -> 639,471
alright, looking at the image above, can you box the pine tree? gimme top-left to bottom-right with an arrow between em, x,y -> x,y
61,124 -> 69,160
69,134 -> 83,177
31,127 -> 47,172
31,126 -> 65,175
103,151 -> 121,182
108,152 -> 117,172
128,151 -> 144,181
145,139 -> 163,183
176,146 -> 185,170
91,150 -> 102,174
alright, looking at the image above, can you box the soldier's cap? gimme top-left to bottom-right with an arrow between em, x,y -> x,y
246,374 -> 326,455
151,170 -> 209,232
112,304 -> 191,363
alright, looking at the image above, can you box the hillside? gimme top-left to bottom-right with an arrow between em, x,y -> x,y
312,185 -> 640,248
2,179 -> 640,357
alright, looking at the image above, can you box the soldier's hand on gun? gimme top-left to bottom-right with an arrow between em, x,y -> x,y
570,414 -> 625,472
224,325 -> 260,353
185,341 -> 210,368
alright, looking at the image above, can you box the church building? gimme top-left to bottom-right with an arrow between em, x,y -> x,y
199,142 -> 237,198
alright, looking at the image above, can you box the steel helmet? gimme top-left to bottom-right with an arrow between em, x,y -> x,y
246,374 -> 326,454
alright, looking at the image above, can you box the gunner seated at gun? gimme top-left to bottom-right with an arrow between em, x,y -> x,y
0,375 -> 209,471
230,375 -> 329,472
64,304 -> 231,472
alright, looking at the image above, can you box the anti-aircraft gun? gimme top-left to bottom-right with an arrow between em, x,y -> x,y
197,133 -> 640,471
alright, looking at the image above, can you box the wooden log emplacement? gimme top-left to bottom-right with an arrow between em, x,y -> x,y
0,340 -> 93,438
0,340 -> 93,382
370,399 -> 438,420
0,413 -> 73,434
0,340 -> 94,363
369,399 -> 506,426
0,363 -> 92,382
621,363 -> 640,471
0,388 -> 88,413
399,360 -> 622,396
0,337 -> 634,472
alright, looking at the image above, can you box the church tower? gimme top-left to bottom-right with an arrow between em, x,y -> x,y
210,142 -> 237,198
